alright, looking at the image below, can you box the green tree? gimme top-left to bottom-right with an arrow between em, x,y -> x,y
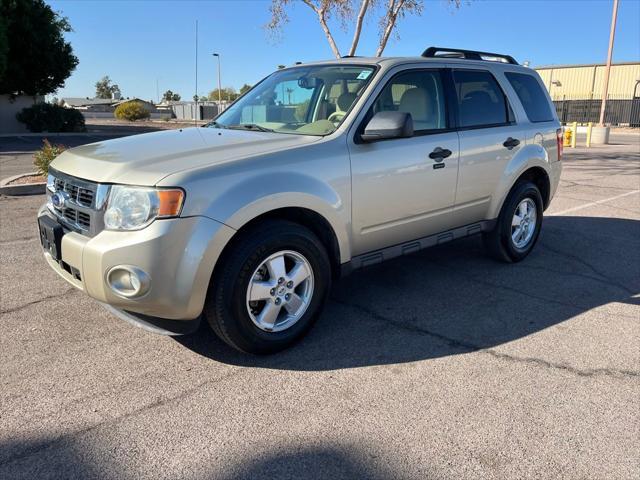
95,76 -> 121,99
239,84 -> 252,95
114,101 -> 150,121
162,89 -> 181,102
208,87 -> 239,102
0,0 -> 78,95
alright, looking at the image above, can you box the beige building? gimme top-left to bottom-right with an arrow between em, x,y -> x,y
535,62 -> 640,100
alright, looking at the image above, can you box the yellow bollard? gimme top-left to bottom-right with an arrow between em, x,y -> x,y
571,122 -> 577,148
586,122 -> 593,147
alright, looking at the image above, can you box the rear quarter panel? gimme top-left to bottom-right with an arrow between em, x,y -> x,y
489,67 -> 561,216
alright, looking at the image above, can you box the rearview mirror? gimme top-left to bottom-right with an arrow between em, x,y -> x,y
298,76 -> 320,89
360,111 -> 413,142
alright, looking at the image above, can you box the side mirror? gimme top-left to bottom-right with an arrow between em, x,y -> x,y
360,111 -> 414,142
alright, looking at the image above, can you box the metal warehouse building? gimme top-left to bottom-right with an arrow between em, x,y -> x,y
535,62 -> 640,126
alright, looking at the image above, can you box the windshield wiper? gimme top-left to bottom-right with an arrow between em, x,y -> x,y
227,123 -> 274,132
208,121 -> 228,129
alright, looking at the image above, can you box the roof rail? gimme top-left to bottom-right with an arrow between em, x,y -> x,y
421,46 -> 518,65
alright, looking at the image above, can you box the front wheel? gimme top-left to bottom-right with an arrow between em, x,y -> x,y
483,181 -> 543,263
205,220 -> 331,354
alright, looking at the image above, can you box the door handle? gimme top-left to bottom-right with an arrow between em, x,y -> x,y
503,137 -> 520,150
429,147 -> 452,161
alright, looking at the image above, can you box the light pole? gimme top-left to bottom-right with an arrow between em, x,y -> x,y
212,53 -> 222,106
598,0 -> 619,126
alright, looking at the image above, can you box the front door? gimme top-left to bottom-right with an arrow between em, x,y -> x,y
349,69 -> 459,255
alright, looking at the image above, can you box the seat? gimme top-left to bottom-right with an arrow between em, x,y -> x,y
460,90 -> 500,126
327,92 -> 357,123
398,88 -> 437,130
336,92 -> 357,112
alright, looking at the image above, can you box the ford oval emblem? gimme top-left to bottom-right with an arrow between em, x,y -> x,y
51,191 -> 68,210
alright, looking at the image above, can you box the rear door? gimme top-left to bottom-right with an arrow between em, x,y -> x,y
452,68 -> 527,224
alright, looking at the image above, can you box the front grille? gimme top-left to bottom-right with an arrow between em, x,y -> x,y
48,169 -> 107,236
78,211 -> 91,228
54,177 -> 95,207
61,208 -> 91,229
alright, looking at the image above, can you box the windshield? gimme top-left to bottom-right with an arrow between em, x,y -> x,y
212,64 -> 376,136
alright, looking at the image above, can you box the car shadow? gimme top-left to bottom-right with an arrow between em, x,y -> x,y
0,437 -> 414,479
176,215 -> 640,370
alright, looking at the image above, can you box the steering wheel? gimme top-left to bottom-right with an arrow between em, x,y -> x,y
328,111 -> 345,124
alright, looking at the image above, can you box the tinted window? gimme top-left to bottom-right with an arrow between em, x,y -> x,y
505,72 -> 555,122
453,70 -> 510,128
373,70 -> 447,131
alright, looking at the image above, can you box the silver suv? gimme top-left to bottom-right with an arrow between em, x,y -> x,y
38,47 -> 562,353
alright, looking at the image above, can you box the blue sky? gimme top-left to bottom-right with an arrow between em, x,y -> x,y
49,0 -> 640,101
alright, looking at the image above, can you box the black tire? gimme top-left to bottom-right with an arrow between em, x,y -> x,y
483,180 -> 543,263
205,220 -> 332,354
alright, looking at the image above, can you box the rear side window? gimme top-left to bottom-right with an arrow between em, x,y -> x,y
453,70 -> 511,128
505,72 -> 555,122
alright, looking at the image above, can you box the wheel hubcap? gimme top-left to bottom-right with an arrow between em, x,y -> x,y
511,198 -> 538,249
246,250 -> 314,332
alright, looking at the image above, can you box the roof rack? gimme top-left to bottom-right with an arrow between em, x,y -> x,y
421,47 -> 518,65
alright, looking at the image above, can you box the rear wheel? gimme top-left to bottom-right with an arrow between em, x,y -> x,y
483,181 -> 543,263
205,220 -> 331,354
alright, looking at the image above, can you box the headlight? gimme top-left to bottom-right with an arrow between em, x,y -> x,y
103,186 -> 184,231
46,173 -> 56,192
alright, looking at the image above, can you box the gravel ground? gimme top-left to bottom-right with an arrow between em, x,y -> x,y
0,134 -> 638,479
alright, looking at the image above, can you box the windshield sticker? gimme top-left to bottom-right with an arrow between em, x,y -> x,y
356,70 -> 372,80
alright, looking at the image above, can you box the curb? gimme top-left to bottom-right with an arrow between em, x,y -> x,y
0,172 -> 46,196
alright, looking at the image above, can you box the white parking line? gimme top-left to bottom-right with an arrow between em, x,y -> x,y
550,190 -> 640,216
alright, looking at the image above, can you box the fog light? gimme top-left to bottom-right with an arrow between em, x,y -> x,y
106,265 -> 150,298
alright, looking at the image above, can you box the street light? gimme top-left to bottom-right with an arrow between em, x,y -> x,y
212,53 -> 222,106
598,0 -> 619,126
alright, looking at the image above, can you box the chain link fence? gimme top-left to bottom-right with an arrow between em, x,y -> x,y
552,94 -> 640,127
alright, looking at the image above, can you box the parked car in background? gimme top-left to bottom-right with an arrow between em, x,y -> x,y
38,47 -> 562,354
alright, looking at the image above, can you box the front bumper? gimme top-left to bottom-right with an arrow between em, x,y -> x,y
38,205 -> 235,321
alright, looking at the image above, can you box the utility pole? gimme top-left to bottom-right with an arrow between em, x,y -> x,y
599,0 -> 619,126
213,53 -> 222,107
195,20 -> 198,125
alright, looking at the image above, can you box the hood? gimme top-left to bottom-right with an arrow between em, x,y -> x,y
51,127 -> 321,185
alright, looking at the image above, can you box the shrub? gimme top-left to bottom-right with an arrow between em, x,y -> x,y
33,139 -> 66,177
16,103 -> 86,133
114,101 -> 150,121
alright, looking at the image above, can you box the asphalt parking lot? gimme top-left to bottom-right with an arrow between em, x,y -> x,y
1,133 -> 639,479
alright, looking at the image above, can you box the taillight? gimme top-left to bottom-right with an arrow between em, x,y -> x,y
556,128 -> 563,161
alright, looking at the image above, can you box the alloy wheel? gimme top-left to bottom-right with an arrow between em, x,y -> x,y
511,198 -> 538,249
246,250 -> 315,332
